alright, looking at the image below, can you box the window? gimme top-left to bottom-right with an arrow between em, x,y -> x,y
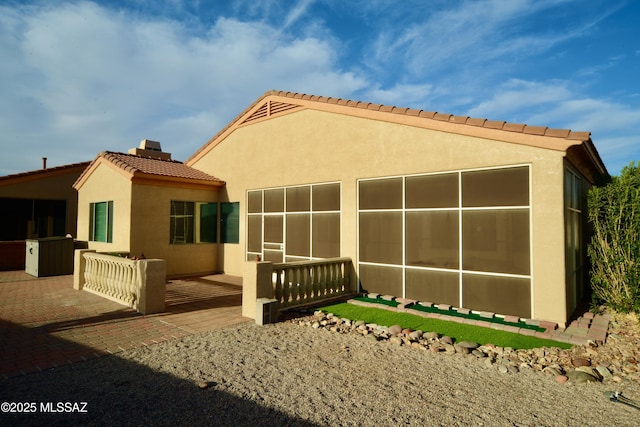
170,201 -> 194,244
358,165 -> 532,318
170,201 -> 218,244
90,201 -> 113,243
565,168 -> 583,312
221,202 -> 240,243
246,183 -> 341,262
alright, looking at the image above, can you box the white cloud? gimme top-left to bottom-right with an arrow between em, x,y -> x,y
367,0 -> 575,77
363,83 -> 434,108
464,78 -> 640,174
467,79 -> 572,120
0,1 -> 366,173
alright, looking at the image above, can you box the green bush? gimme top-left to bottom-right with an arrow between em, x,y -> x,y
587,162 -> 640,313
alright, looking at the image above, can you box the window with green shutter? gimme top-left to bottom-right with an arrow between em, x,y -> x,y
89,201 -> 113,243
199,202 -> 218,243
221,202 -> 239,244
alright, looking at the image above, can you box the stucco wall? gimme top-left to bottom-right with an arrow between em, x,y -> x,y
192,109 -> 570,323
130,183 -> 220,277
76,164 -> 132,253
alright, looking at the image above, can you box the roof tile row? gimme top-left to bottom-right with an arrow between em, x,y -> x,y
100,152 -> 223,182
266,90 -> 591,141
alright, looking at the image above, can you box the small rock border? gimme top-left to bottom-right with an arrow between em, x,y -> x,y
285,310 -> 640,386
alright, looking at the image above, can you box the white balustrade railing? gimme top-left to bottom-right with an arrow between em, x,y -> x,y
74,250 -> 166,314
271,257 -> 352,309
83,252 -> 138,307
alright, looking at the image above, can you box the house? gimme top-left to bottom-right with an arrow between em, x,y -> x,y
76,91 -> 607,325
73,140 -> 228,277
0,160 -> 90,270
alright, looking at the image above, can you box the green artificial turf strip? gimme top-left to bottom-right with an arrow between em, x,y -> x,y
319,302 -> 572,350
355,296 -> 544,332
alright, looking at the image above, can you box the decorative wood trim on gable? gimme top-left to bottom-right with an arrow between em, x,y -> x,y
240,100 -> 302,125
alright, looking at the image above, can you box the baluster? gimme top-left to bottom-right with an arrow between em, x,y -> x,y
320,263 -> 327,297
289,267 -> 297,304
302,266 -> 310,303
312,264 -> 319,300
120,263 -> 128,303
340,261 -> 349,293
294,267 -> 301,303
84,256 -> 93,290
274,268 -> 283,304
97,258 -> 105,293
327,263 -> 336,295
128,263 -> 137,305
109,261 -> 116,299
112,262 -> 120,300
282,268 -> 291,307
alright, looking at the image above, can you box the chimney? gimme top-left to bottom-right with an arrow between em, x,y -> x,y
127,139 -> 172,160
42,157 -> 47,169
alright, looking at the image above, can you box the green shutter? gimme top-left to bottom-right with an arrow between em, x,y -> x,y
107,201 -> 113,243
221,202 -> 239,244
200,203 -> 218,243
94,202 -> 108,242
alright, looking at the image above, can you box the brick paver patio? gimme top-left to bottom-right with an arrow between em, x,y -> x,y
0,271 -> 249,379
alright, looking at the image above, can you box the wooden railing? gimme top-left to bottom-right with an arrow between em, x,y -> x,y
273,258 -> 352,308
74,249 -> 166,314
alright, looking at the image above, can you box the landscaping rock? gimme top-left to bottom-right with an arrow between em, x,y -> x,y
454,344 -> 470,355
409,330 -> 423,340
296,307 -> 640,386
555,375 -> 568,384
423,332 -> 439,340
595,366 -> 613,381
388,325 -> 403,335
566,370 -> 599,384
456,341 -> 480,350
440,336 -> 453,345
571,357 -> 591,367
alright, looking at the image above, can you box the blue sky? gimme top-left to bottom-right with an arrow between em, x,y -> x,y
1,0 -> 638,176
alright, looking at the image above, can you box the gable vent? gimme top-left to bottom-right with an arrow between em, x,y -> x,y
242,101 -> 301,124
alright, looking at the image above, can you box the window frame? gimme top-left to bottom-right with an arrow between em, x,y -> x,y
169,201 -> 219,245
246,182 -> 341,262
357,164 -> 532,317
89,201 -> 113,243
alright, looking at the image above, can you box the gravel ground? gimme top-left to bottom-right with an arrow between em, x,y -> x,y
1,319 -> 639,426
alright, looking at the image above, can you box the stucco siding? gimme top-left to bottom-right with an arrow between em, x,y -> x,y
76,164 -> 132,253
192,109 -> 570,323
130,183 -> 220,277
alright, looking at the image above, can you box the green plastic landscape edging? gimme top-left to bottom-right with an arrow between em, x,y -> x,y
353,296 -> 545,332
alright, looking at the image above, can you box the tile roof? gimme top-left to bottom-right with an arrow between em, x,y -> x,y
74,151 -> 224,189
266,91 -> 591,140
187,90 -> 597,166
0,161 -> 91,184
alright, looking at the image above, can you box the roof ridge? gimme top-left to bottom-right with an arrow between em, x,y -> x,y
102,151 -> 184,164
264,90 -> 591,141
0,160 -> 91,182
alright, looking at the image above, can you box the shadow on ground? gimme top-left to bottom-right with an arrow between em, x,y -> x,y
0,327 -> 319,427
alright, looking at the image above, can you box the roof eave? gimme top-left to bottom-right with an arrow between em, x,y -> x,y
186,90 -> 599,166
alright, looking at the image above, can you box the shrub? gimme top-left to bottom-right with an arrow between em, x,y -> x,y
587,162 -> 640,313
